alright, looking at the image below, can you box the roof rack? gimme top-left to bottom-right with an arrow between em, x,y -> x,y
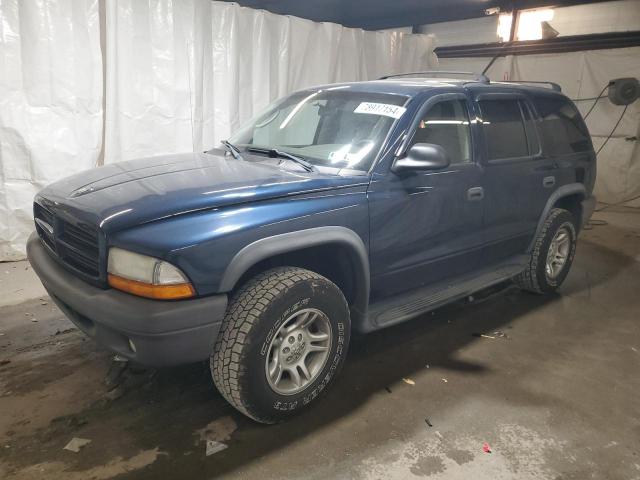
497,80 -> 562,92
379,71 -> 490,84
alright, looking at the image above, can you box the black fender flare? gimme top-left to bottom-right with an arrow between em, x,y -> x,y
528,183 -> 586,252
218,226 -> 370,325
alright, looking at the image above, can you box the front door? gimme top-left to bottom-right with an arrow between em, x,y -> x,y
368,93 -> 486,300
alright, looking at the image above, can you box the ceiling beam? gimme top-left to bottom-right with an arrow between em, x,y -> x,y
435,30 -> 640,57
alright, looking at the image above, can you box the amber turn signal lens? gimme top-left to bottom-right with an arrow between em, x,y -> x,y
108,274 -> 195,300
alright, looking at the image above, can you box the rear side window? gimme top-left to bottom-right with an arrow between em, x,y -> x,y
521,101 -> 541,156
478,99 -> 529,160
535,97 -> 591,155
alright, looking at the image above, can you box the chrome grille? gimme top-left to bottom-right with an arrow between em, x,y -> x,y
34,203 -> 101,279
34,204 -> 56,251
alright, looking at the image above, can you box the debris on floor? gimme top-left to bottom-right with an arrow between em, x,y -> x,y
482,442 -> 492,454
425,418 -> 433,427
384,386 -> 392,393
0,359 -> 10,366
402,378 -> 415,386
473,330 -> 509,339
54,328 -> 75,336
472,333 -> 496,339
63,437 -> 91,453
194,416 -> 238,446
206,440 -> 228,456
441,378 -> 448,383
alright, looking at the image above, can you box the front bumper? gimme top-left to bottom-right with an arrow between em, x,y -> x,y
27,232 -> 227,366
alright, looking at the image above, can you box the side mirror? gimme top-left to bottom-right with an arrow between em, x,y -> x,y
392,143 -> 450,173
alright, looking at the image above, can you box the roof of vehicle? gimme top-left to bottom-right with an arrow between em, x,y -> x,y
311,77 -> 567,99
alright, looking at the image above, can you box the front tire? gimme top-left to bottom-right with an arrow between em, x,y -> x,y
211,267 -> 350,423
515,208 -> 578,294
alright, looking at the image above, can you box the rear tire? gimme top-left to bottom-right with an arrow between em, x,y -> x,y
514,208 -> 577,294
211,267 -> 350,423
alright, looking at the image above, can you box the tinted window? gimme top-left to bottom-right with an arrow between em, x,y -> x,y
521,101 -> 541,155
535,97 -> 591,154
479,99 -> 528,159
409,99 -> 472,164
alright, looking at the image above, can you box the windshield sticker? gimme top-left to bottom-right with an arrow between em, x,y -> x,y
354,102 -> 406,119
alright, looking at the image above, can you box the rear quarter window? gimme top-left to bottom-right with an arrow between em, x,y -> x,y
534,97 -> 592,155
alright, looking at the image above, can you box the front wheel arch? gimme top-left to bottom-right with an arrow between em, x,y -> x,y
218,226 -> 370,327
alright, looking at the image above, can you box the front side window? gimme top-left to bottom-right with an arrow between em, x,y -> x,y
408,99 -> 472,164
230,89 -> 408,171
479,99 -> 529,160
535,97 -> 591,155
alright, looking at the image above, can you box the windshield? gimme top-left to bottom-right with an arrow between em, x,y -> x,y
229,88 -> 408,171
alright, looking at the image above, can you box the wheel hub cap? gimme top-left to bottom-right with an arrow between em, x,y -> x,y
546,225 -> 571,280
265,308 -> 332,395
285,333 -> 306,363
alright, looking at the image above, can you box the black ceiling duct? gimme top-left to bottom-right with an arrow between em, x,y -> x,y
608,78 -> 640,106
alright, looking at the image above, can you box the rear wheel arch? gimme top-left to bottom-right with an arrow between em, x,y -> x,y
553,193 -> 584,226
529,183 -> 585,252
218,227 -> 370,327
516,207 -> 577,293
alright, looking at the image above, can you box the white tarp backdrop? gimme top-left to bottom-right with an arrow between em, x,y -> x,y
0,0 -> 103,261
104,0 -> 435,163
2,1 -> 637,263
437,48 -> 640,207
0,0 -> 435,261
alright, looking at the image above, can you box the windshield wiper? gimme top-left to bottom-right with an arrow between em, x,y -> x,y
221,140 -> 243,161
246,147 -> 316,172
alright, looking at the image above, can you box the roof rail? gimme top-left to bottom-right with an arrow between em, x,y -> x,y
379,71 -> 490,84
497,80 -> 562,92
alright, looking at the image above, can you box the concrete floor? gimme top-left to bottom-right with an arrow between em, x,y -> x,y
0,206 -> 639,480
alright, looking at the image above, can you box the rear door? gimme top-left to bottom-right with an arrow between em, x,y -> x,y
475,93 -> 556,263
368,93 -> 486,299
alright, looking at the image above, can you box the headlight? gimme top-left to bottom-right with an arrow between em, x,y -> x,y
107,247 -> 195,300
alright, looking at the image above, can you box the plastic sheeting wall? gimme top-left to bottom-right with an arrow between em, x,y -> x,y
437,48 -> 640,207
0,1 -> 435,261
104,0 -> 435,163
0,0 -> 103,261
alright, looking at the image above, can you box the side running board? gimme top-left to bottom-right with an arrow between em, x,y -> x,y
366,256 -> 528,331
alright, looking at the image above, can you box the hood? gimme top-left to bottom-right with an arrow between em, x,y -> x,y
37,151 -> 368,233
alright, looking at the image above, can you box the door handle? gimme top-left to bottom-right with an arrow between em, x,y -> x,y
543,176 -> 556,188
467,186 -> 484,202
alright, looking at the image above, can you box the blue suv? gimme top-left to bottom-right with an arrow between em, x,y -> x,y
27,72 -> 596,423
